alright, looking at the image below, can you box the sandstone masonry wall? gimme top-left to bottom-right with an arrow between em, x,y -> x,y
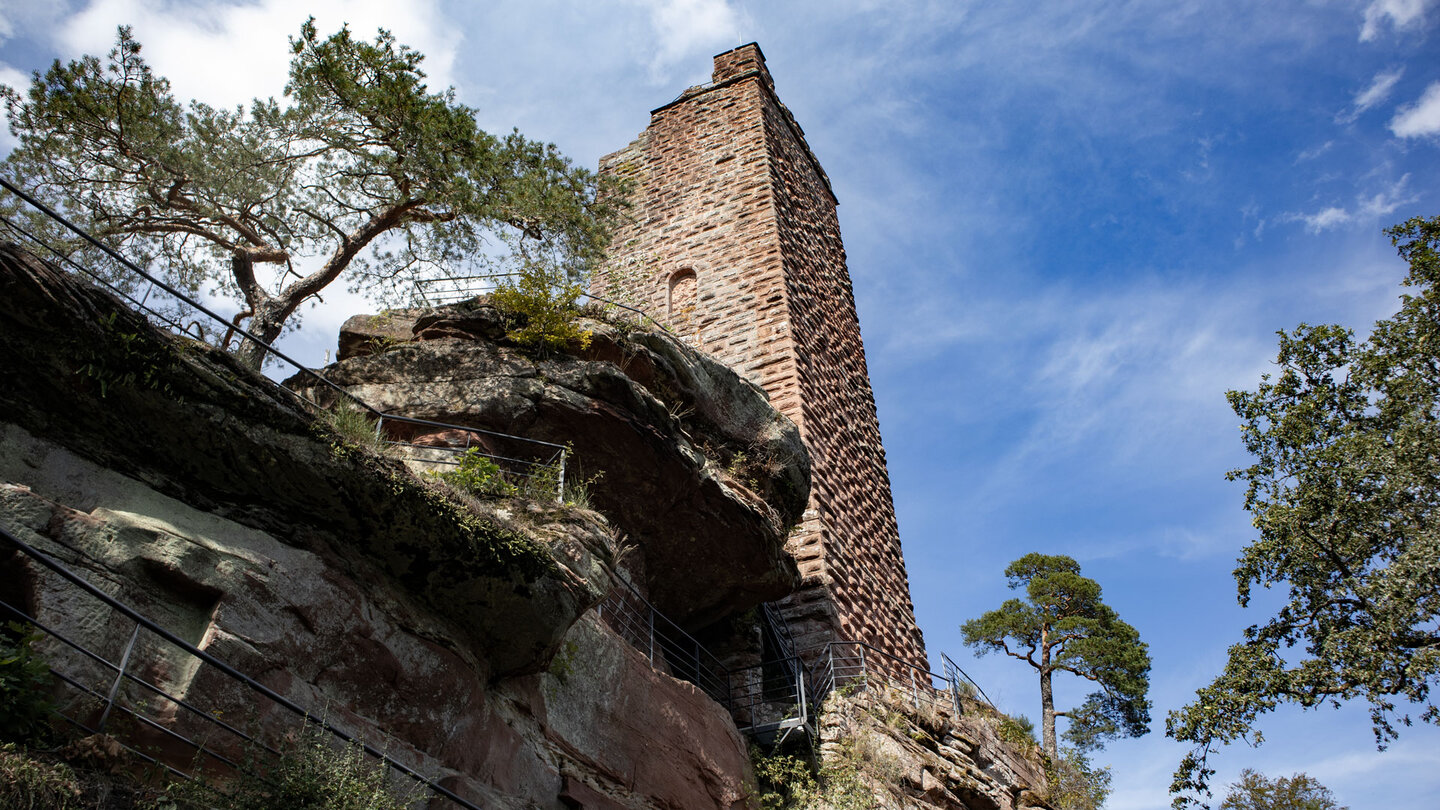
595,44 -> 928,671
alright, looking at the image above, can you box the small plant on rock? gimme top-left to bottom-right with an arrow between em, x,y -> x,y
997,713 -> 1038,749
160,723 -> 419,810
322,402 -> 388,456
436,448 -> 518,499
0,743 -> 82,810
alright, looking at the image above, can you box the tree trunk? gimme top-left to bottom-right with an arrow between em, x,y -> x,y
229,251 -> 291,370
234,298 -> 287,370
1040,662 -> 1058,766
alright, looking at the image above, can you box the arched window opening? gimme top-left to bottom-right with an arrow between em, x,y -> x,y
668,269 -> 698,335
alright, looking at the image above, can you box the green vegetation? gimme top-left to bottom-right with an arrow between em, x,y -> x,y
0,622 -> 56,746
962,553 -> 1151,766
75,311 -> 179,399
2,22 -> 619,368
750,744 -> 874,810
996,714 -> 1038,748
321,402 -> 388,457
1047,746 -> 1113,810
159,725 -> 418,810
0,743 -> 82,810
1167,217 -> 1440,808
434,448 -> 518,499
1219,770 -> 1347,810
488,259 -> 593,353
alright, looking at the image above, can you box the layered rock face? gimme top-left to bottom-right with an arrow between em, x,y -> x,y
304,300 -> 810,631
814,688 -> 1051,810
0,244 -> 779,809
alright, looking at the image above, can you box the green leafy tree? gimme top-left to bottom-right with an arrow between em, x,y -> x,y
1,22 -> 620,368
1166,216 -> 1440,808
1219,770 -> 1347,810
962,553 -> 1151,766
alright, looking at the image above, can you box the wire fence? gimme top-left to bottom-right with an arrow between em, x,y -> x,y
0,177 -> 568,500
0,524 -> 485,809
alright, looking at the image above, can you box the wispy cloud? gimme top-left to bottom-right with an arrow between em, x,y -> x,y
1337,67 -> 1404,122
1285,175 -> 1417,232
631,0 -> 744,84
1295,141 -> 1334,163
1359,0 -> 1435,41
1390,81 -> 1440,138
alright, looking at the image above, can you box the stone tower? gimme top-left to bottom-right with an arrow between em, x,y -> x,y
595,44 -> 928,671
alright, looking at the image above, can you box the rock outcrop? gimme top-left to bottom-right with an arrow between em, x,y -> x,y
300,299 -> 810,630
0,244 -> 762,808
813,687 -> 1052,810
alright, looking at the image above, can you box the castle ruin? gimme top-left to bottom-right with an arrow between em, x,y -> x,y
595,44 -> 928,672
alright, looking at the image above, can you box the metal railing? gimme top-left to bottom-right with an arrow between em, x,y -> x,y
809,641 -> 992,721
0,177 -> 567,501
0,524 -> 485,809
592,575 -> 731,704
414,272 -> 681,338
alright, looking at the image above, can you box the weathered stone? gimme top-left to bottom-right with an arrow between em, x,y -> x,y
0,461 -> 753,809
0,244 -> 602,677
290,301 -> 809,630
337,309 -> 425,360
814,687 -> 1051,810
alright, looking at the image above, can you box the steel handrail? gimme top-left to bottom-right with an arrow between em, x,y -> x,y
0,524 -> 485,810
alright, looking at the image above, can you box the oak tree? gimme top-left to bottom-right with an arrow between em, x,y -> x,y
1166,216 -> 1440,807
1,22 -> 619,367
962,553 -> 1151,765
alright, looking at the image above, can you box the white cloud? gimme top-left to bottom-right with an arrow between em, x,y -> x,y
1353,67 -> 1404,115
1295,141 -> 1333,163
631,0 -> 744,82
1359,0 -> 1434,41
0,63 -> 26,151
55,0 -> 458,111
1390,81 -> 1440,138
1287,176 -> 1416,232
1296,206 -> 1354,232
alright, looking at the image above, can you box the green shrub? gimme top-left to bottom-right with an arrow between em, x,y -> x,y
0,622 -> 56,745
435,448 -> 517,499
488,260 -> 592,353
1047,746 -> 1113,810
752,750 -> 818,810
997,714 -> 1038,748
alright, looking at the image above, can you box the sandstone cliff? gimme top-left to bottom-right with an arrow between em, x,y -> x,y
0,242 -> 1050,810
0,244 -> 770,808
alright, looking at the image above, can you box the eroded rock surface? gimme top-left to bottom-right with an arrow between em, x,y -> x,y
814,687 -> 1051,810
0,451 -> 753,810
306,299 -> 810,630
0,245 -> 603,677
0,243 -> 760,808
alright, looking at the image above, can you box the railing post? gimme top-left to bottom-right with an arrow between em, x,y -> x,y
98,623 -> 142,732
648,607 -> 655,663
556,447 -> 567,505
910,669 -> 919,713
796,657 -> 808,727
857,644 -> 867,691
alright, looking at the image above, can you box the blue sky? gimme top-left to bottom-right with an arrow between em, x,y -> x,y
2,1 -> 1438,807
